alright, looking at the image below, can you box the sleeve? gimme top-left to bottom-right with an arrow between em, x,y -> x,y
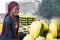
4,18 -> 11,31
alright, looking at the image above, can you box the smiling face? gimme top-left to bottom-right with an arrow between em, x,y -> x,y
10,6 -> 19,16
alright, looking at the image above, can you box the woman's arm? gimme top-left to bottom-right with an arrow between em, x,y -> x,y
5,17 -> 12,31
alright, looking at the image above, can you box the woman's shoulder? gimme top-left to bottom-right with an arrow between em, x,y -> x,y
5,15 -> 12,23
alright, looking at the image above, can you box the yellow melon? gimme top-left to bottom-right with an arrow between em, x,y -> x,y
49,22 -> 59,37
29,21 -> 42,39
46,33 -> 54,40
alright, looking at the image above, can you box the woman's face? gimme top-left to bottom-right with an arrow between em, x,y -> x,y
11,6 -> 19,16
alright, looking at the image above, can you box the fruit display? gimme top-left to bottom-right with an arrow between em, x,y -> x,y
18,13 -> 37,27
23,19 -> 60,40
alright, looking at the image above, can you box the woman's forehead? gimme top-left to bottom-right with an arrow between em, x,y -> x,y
13,6 -> 19,9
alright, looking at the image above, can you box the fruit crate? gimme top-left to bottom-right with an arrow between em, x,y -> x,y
19,17 -> 37,27
27,17 -> 36,25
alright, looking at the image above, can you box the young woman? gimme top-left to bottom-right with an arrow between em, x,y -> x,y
0,1 -> 19,40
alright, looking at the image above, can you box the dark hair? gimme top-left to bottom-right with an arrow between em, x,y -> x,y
5,1 -> 19,19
